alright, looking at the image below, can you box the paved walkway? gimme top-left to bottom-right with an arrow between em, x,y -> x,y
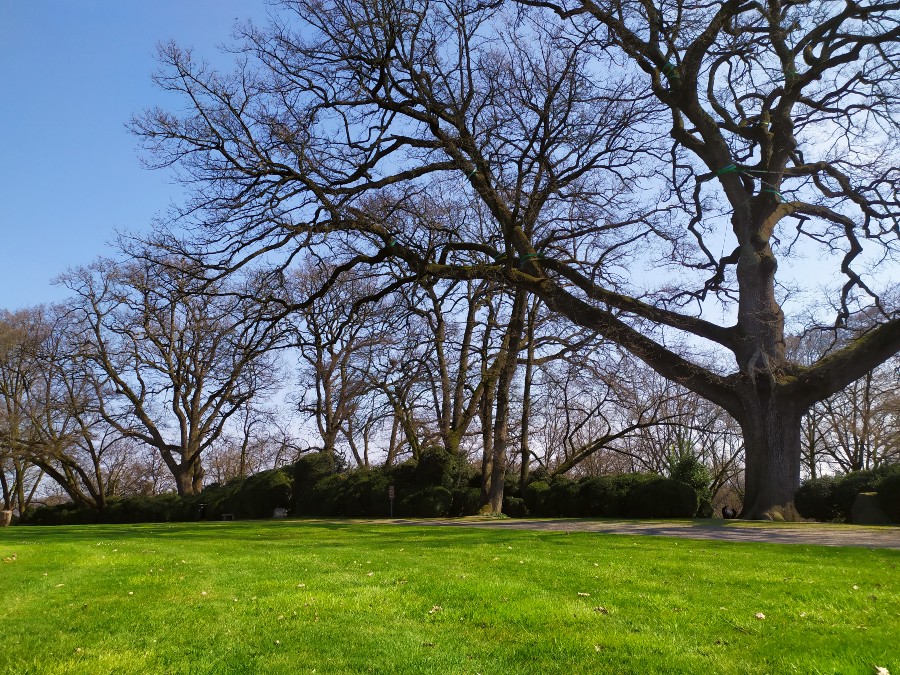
379,517 -> 900,549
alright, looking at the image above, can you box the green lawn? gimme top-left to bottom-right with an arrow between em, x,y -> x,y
2,520 -> 897,674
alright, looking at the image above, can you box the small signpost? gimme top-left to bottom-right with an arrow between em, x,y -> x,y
388,485 -> 395,517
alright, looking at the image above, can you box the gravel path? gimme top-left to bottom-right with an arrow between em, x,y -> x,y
378,517 -> 900,549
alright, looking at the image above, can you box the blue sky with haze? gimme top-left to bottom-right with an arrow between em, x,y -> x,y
0,0 -> 271,310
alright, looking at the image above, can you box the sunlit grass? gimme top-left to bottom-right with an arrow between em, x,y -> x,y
2,520 -> 898,674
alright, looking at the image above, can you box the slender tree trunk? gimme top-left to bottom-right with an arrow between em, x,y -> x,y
390,393 -> 421,460
0,467 -> 10,510
478,297 -> 498,505
91,451 -> 108,511
802,411 -> 818,480
861,371 -> 872,471
13,458 -> 27,514
345,418 -> 365,467
487,292 -> 528,514
385,415 -> 400,467
239,435 -> 250,478
479,386 -> 494,505
519,298 -> 538,488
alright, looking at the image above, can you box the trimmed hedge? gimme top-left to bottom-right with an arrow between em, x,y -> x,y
450,487 -> 482,517
794,465 -> 900,523
401,486 -> 453,518
21,503 -> 99,525
291,452 -> 336,514
21,446 -> 713,525
523,481 -> 550,516
104,492 -> 186,523
547,479 -> 580,517
876,473 -> 900,522
670,456 -> 713,517
625,478 -> 699,519
577,474 -> 656,518
231,468 -> 293,519
519,473 -> 694,519
502,496 -> 529,518
794,475 -> 841,522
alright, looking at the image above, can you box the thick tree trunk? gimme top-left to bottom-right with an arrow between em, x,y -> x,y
168,455 -> 203,496
173,467 -> 194,496
191,459 -> 205,494
737,391 -> 804,519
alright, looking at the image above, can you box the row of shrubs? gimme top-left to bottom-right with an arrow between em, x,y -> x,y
20,466 -> 297,526
520,474 -> 700,519
794,464 -> 900,523
20,448 -> 704,525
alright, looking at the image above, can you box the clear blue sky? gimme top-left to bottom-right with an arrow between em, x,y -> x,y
0,0 -> 272,311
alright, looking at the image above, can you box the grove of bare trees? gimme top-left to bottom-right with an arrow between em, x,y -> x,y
3,0 -> 899,520
123,0 -> 900,517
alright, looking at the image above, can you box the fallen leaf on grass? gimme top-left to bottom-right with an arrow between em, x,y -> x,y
755,612 -> 765,620
593,606 -> 609,615
428,605 -> 442,614
577,592 -> 590,597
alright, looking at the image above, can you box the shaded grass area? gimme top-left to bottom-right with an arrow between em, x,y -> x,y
2,520 -> 898,674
